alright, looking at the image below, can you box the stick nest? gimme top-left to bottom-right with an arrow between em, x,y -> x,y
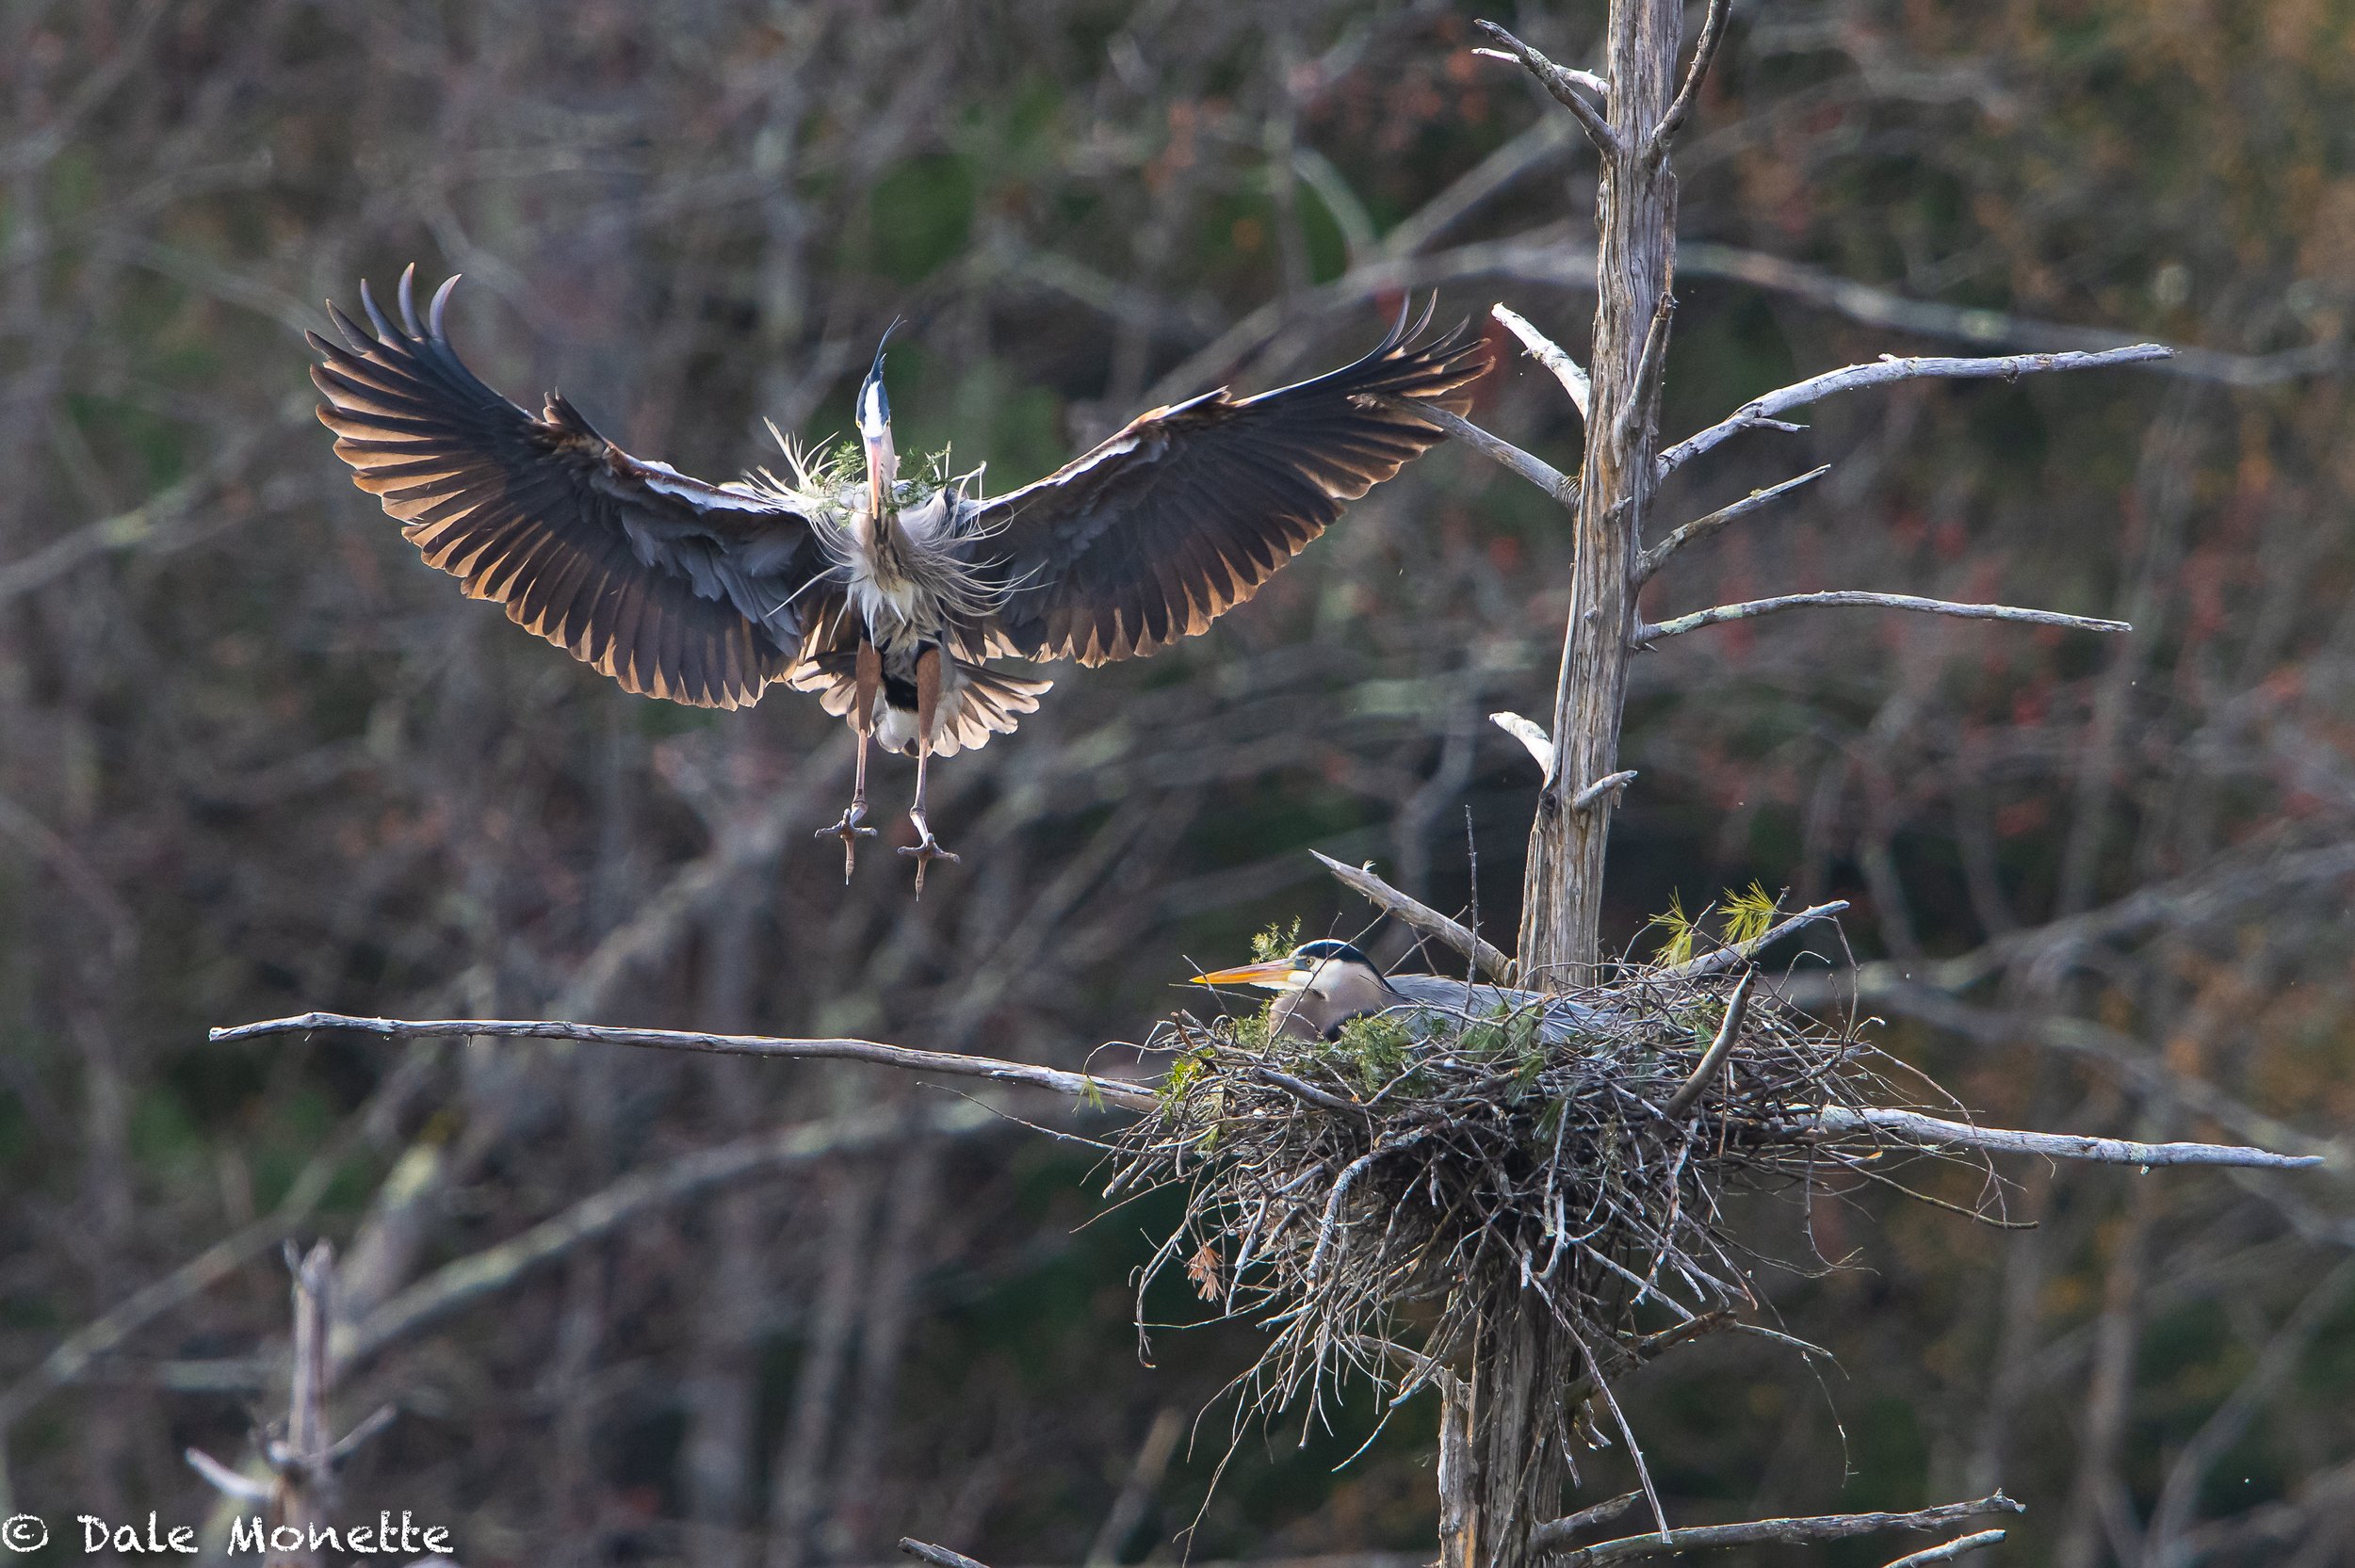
1110,965 -> 1902,1430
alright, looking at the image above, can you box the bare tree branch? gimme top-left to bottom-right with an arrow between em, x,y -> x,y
243,1010 -> 2316,1177
1466,55 -> 1611,102
1546,1492 -> 2023,1565
1570,771 -> 1639,813
1492,303 -> 1590,418
1311,849 -> 1517,981
1817,966 -> 2345,1163
1637,465 -> 1830,581
1647,0 -> 1733,159
1878,1530 -> 2008,1568
184,1445 -> 270,1503
1648,901 -> 1849,982
1399,397 -> 1576,503
186,1244 -> 399,1565
210,1013 -> 1158,1112
1795,1107 -> 2326,1170
1661,971 -> 1753,1118
1637,591 -> 2132,644
900,1540 -> 994,1568
1137,236 -> 2282,423
1532,1492 -> 1644,1549
1656,345 -> 2172,477
1472,22 -> 1620,156
1251,1066 -> 1369,1117
1491,711 -> 1557,782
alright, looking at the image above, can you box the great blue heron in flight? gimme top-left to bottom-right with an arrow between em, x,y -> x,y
309,268 -> 1490,887
1192,938 -> 1598,1043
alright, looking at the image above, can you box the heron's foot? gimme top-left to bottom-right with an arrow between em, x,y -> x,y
897,813 -> 960,895
816,801 -> 877,881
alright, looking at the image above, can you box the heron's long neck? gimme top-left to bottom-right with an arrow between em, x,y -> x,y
861,444 -> 903,571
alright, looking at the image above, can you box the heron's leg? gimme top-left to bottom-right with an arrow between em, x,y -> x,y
815,639 -> 882,880
897,645 -> 961,893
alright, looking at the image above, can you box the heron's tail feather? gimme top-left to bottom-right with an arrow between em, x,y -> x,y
784,652 -> 1050,757
938,658 -> 1052,756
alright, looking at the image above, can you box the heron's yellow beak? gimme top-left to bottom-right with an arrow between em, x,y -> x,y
1191,960 -> 1310,992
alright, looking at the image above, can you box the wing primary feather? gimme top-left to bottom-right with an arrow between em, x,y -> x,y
397,263 -> 423,338
430,273 -> 461,338
314,268 -> 832,712
357,278 -> 396,343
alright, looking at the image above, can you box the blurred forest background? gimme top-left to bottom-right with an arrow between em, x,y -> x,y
3,2 -> 2353,1565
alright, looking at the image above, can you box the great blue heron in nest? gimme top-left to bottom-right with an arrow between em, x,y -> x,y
1192,939 -> 1600,1043
310,268 -> 1489,887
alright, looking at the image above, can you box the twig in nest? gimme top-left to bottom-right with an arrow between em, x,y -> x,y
1662,971 -> 1752,1118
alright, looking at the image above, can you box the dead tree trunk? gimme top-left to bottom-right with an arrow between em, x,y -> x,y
1515,0 -> 1684,989
1464,8 -> 1695,1568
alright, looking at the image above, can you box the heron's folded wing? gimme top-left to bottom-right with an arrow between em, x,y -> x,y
969,312 -> 1491,667
310,267 -> 821,709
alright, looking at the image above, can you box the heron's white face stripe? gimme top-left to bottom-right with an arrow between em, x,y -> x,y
857,374 -> 890,441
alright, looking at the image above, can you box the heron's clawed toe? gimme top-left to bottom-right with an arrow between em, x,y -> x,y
897,814 -> 960,896
817,802 -> 878,881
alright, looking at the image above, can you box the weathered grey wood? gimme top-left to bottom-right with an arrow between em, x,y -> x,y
1543,1492 -> 2023,1565
1436,1373 -> 1477,1568
1509,0 -> 1681,1000
1480,7 -> 1693,1562
211,1012 -> 1159,1111
1310,850 -> 1516,981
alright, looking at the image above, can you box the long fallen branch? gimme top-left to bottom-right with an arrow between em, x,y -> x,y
212,1013 -> 1160,1112
214,1011 -> 2324,1170
1542,1492 -> 2023,1566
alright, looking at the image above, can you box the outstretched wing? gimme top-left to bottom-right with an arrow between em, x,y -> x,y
310,267 -> 831,709
969,309 -> 1491,666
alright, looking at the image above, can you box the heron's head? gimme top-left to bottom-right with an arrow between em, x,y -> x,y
1192,939 -> 1395,1042
857,324 -> 899,525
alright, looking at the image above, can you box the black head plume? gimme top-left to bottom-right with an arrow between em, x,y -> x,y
857,318 -> 901,439
1290,938 -> 1381,975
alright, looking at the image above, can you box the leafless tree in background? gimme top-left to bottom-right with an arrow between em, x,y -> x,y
2,3 -> 2352,1566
